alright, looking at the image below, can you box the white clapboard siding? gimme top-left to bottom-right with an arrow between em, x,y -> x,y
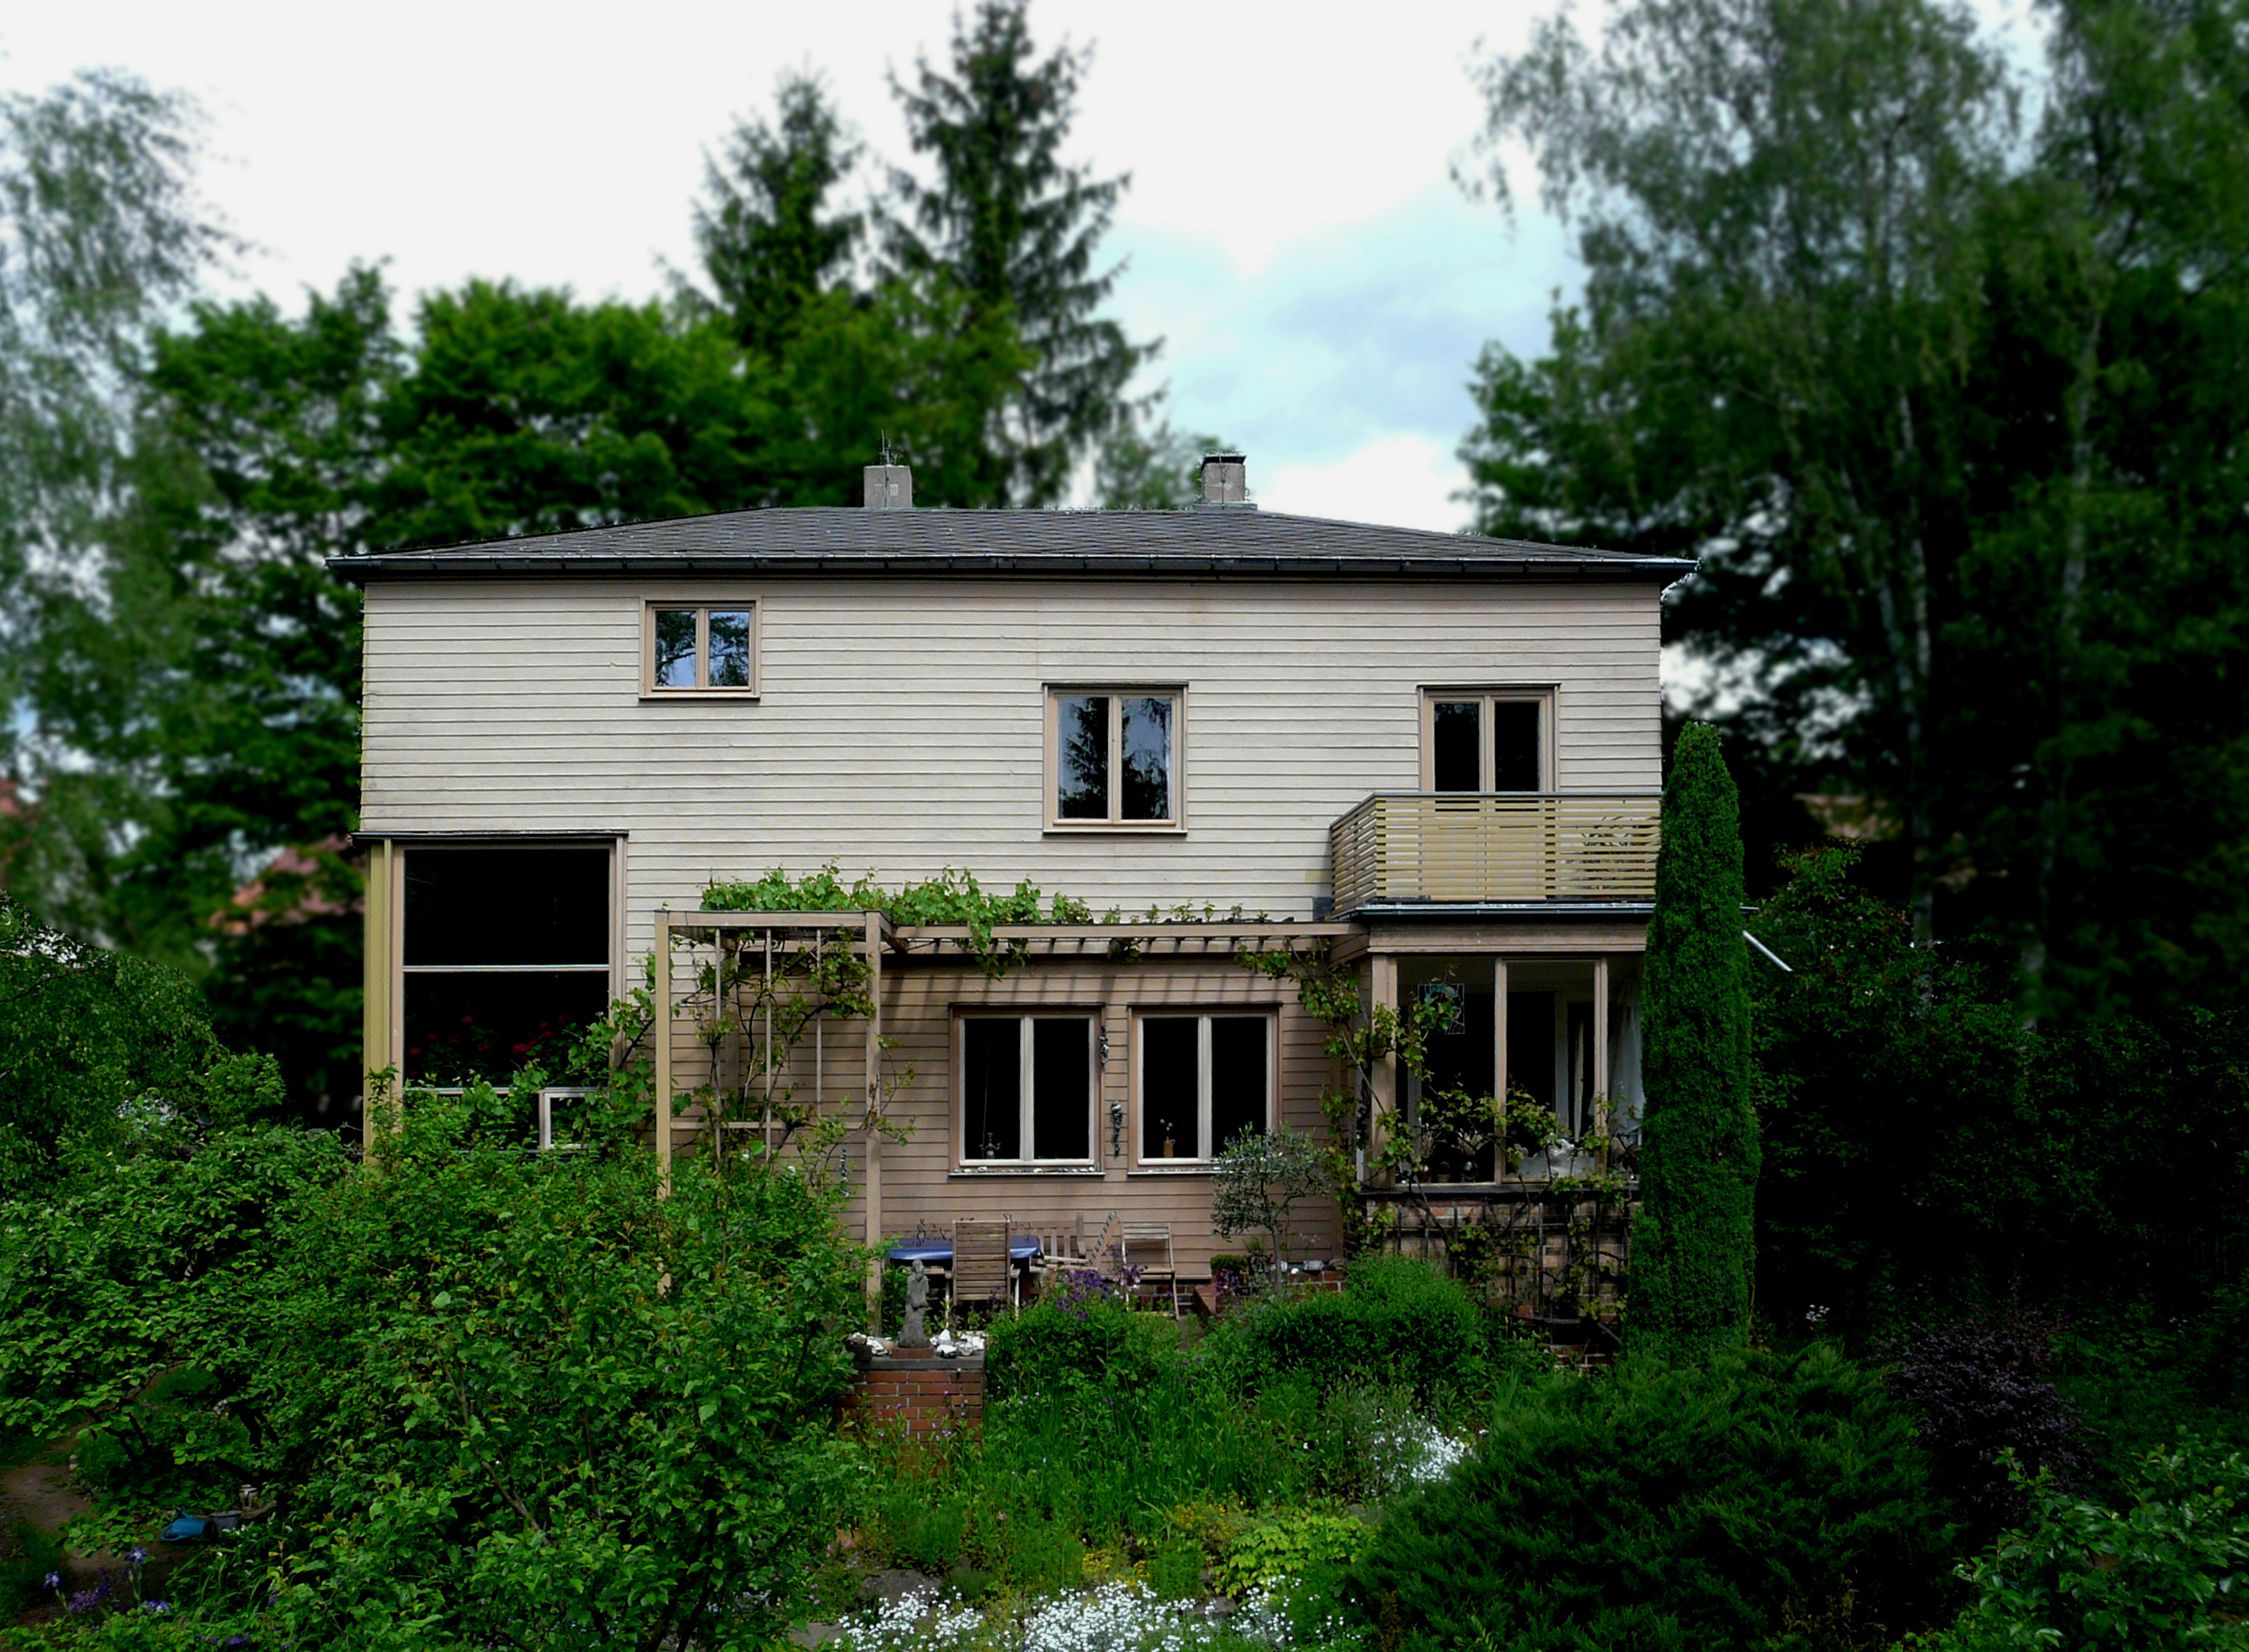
362,575 -> 1661,957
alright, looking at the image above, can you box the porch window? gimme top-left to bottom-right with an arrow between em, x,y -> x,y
1137,1013 -> 1270,1162
960,1014 -> 1095,1164
401,844 -> 613,1082
644,602 -> 758,694
1423,689 -> 1549,791
1048,688 -> 1180,827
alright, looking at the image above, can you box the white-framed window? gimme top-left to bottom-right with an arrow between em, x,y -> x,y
1136,1012 -> 1271,1163
400,843 -> 615,1083
643,601 -> 758,695
959,1014 -> 1096,1165
1046,687 -> 1182,827
1421,688 -> 1553,792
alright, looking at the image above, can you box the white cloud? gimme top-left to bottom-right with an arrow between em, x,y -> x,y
1258,432 -> 1468,533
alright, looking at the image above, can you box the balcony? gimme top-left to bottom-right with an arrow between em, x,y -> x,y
1329,792 -> 1662,914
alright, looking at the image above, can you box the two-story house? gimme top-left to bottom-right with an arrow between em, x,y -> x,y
334,455 -> 1690,1281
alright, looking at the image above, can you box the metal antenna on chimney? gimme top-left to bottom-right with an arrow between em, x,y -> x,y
878,431 -> 897,466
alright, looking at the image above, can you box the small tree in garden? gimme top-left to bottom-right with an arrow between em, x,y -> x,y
1212,1125 -> 1328,1280
1632,722 -> 1758,1357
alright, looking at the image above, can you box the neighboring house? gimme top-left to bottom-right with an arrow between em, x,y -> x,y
333,456 -> 1690,1277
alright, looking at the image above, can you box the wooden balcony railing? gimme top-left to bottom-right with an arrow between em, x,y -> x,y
1328,792 -> 1662,913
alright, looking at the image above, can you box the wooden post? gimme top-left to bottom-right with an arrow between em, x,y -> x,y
1369,953 -> 1398,1183
655,912 -> 672,1197
1492,955 -> 1509,1179
863,911 -> 884,1328
361,838 -> 390,1094
1592,955 -> 1610,1165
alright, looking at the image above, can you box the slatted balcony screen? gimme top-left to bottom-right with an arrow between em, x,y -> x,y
1328,793 -> 1662,913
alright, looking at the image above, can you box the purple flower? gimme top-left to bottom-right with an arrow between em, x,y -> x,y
142,1598 -> 171,1614
41,1571 -> 60,1591
128,1545 -> 147,1564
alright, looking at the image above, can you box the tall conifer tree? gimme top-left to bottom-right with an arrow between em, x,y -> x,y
691,73 -> 862,358
883,0 -> 1153,505
1632,722 -> 1758,1356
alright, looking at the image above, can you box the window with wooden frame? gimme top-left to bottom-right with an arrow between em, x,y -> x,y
1136,1012 -> 1271,1163
959,1013 -> 1096,1165
643,601 -> 758,695
400,844 -> 614,1082
1046,687 -> 1182,827
1421,689 -> 1553,792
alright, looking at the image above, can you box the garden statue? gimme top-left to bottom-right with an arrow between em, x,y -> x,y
898,1260 -> 931,1347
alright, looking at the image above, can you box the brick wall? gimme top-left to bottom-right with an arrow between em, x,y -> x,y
844,1349 -> 985,1437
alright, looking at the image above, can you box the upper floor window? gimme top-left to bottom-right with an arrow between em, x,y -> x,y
644,602 -> 758,695
1423,689 -> 1550,792
1047,687 -> 1180,827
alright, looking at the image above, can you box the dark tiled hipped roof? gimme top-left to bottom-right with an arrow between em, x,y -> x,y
327,506 -> 1691,583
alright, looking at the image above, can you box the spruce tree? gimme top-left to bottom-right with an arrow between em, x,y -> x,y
1631,721 -> 1758,1357
691,73 -> 863,358
883,0 -> 1154,505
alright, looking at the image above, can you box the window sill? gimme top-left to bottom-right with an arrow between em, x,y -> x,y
948,1165 -> 1108,1178
639,690 -> 761,702
1127,1164 -> 1217,1177
1042,822 -> 1186,837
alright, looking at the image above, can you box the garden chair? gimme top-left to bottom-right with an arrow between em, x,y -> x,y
952,1217 -> 1016,1316
1119,1222 -> 1181,1318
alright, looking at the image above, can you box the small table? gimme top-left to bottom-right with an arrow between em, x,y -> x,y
886,1237 -> 1043,1266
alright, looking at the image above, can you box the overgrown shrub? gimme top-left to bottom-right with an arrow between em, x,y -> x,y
1212,1257 -> 1485,1410
1914,1441 -> 2249,1651
1892,1316 -> 2088,1534
984,1295 -> 1175,1401
1354,1344 -> 1953,1651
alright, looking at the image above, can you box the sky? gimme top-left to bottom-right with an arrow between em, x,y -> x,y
0,0 -> 1579,532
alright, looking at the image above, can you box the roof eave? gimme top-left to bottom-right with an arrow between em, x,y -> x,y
325,552 -> 1699,585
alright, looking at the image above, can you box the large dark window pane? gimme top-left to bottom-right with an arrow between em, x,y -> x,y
403,971 -> 609,1084
1141,1018 -> 1198,1158
1120,696 -> 1172,820
1422,990 -> 1496,1098
1492,700 -> 1542,791
1433,700 -> 1480,791
963,1020 -> 1021,1160
1057,695 -> 1110,819
654,609 -> 697,688
405,847 -> 609,966
1210,1017 -> 1268,1154
1030,1019 -> 1090,1159
1507,992 -> 1556,1112
708,610 -> 752,687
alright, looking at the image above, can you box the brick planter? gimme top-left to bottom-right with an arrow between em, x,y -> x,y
843,1348 -> 985,1438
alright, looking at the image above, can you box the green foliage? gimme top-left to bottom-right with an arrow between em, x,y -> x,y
1459,0 -> 2249,1008
1632,722 -> 1756,1356
0,894 -> 288,1197
1209,1258 -> 1486,1413
1216,1509 -> 1366,1598
0,1077 -> 866,1648
985,1295 -> 1177,1401
702,863 -> 1093,978
690,70 -> 863,358
1913,1442 -> 2249,1651
1209,1125 -> 1328,1270
1750,845 -> 2249,1335
1355,1345 -> 1953,1652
